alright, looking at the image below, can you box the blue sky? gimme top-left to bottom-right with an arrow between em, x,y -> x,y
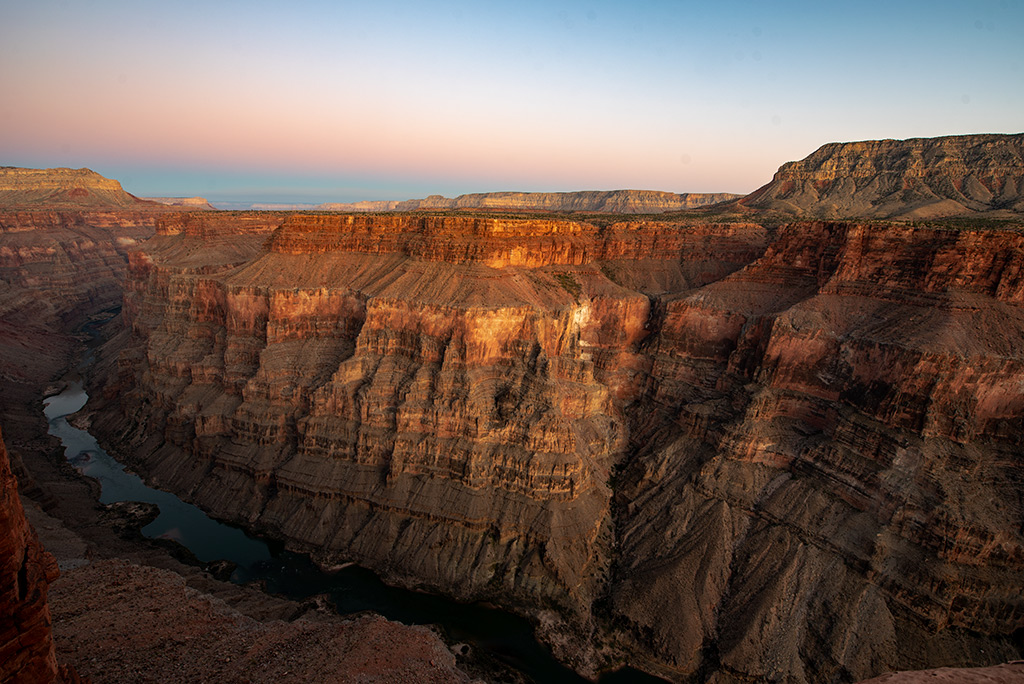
1,0 -> 1021,207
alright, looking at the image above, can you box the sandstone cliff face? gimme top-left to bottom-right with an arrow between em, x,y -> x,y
611,220 -> 1024,679
99,215 -> 765,619
740,134 -> 1024,219
0,211 -> 154,322
318,189 -> 742,214
0,427 -> 61,683
94,212 -> 1024,681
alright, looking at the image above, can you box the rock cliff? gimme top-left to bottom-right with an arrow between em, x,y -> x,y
0,167 -> 161,211
317,189 -> 742,214
739,134 -> 1024,219
91,211 -> 1024,680
0,210 -> 156,440
0,427 -> 62,683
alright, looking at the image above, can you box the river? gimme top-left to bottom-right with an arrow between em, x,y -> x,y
44,378 -> 664,683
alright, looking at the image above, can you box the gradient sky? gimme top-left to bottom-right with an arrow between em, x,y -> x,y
2,0 -> 1022,207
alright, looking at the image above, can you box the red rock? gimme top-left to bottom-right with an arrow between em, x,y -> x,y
0,426 -> 61,683
89,212 -> 1024,681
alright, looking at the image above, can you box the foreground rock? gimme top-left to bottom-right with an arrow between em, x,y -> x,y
857,661 -> 1024,683
50,559 -> 472,683
90,211 -> 1024,680
12,455 -> 477,684
0,426 -> 69,683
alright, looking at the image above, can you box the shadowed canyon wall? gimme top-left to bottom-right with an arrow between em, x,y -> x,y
90,211 -> 1024,680
0,206 -> 160,683
0,210 -> 156,444
0,427 -> 62,683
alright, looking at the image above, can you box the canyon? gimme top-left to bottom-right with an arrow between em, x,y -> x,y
86,209 -> 1024,681
1,133 -> 1023,682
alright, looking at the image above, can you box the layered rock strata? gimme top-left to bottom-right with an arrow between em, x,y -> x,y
0,427 -> 62,683
857,661 -> 1024,683
0,166 -> 158,210
740,133 -> 1024,218
93,212 -> 1024,681
0,210 -> 157,443
314,189 -> 743,214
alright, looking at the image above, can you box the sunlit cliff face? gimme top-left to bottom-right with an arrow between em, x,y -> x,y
86,207 -> 1024,680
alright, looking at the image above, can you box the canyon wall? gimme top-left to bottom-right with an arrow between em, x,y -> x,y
0,427 -> 62,683
93,211 -> 1024,680
0,210 -> 158,445
740,133 -> 1024,219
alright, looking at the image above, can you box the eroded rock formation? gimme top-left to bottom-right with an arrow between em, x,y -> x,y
91,210 -> 1024,680
739,133 -> 1024,219
0,427 -> 62,683
0,210 -> 156,442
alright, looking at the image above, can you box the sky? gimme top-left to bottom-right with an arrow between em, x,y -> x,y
1,0 -> 1022,208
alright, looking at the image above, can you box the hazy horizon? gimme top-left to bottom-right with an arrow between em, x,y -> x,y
3,0 -> 1022,206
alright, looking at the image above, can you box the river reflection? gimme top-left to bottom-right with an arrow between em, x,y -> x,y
45,382 -> 272,568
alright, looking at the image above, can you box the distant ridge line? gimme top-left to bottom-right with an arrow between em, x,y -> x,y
256,189 -> 743,214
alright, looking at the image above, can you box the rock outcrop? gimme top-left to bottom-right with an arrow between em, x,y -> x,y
857,661 -> 1024,683
739,133 -> 1024,219
316,189 -> 742,214
50,558 -> 472,683
0,427 -> 62,683
91,210 -> 1024,681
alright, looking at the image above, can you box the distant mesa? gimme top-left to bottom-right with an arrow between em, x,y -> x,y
0,166 -> 159,210
11,132 -> 1024,220
144,196 -> 217,211
739,132 -> 1024,219
315,189 -> 742,214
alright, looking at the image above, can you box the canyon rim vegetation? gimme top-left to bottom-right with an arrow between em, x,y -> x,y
1,133 -> 1023,683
